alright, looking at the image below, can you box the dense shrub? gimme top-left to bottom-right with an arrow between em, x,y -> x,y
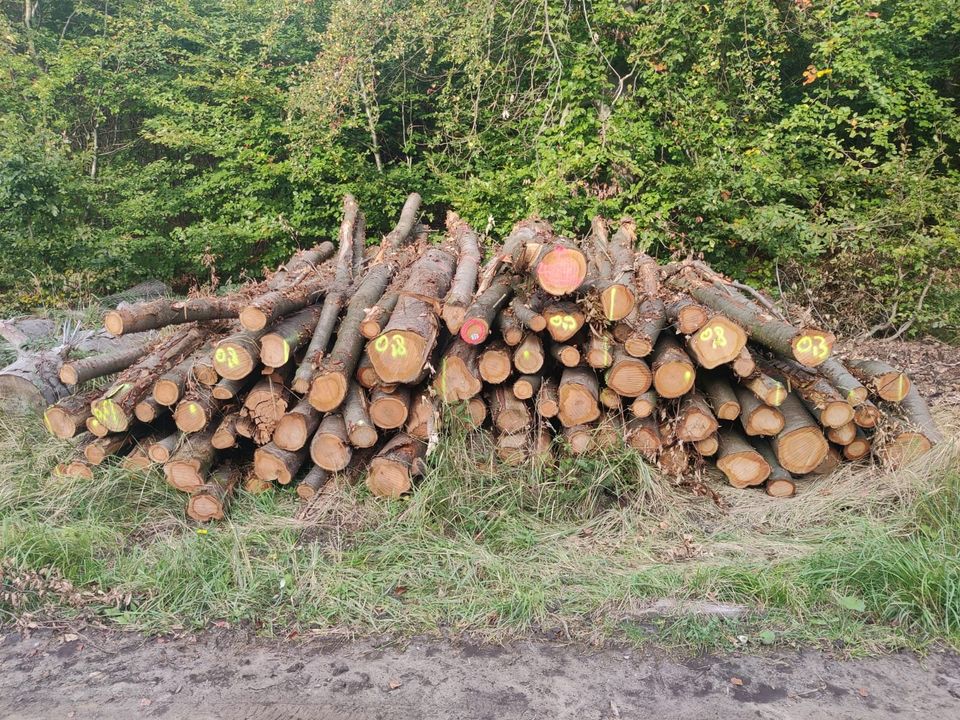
1,1 -> 958,338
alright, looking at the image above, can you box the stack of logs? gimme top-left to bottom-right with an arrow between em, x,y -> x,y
44,194 -> 944,521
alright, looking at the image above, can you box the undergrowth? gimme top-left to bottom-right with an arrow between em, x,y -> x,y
0,407 -> 957,655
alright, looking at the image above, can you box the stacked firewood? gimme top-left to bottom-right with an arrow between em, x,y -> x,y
44,195 -> 944,520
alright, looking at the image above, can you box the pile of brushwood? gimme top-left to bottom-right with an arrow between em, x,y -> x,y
43,194 -> 944,521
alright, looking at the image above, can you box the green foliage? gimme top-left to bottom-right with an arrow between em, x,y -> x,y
0,1 -> 958,336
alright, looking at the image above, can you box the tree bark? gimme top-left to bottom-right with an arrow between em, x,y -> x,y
309,413 -> 353,471
537,378 -> 560,418
441,212 -> 482,333
148,431 -> 181,463
366,432 -> 427,497
83,433 -> 130,465
700,374 -> 740,420
615,298 -> 666,358
495,307 -> 525,346
510,293 -> 546,332
103,296 -> 241,336
895,382 -> 943,445
853,399 -> 881,429
459,274 -> 515,345
174,387 -> 222,434
163,428 -> 217,492
625,416 -> 661,459
842,428 -> 872,461
549,340 -> 581,368
759,357 -> 854,428
254,443 -> 308,485
817,357 -> 869,405
211,413 -> 241,449
666,296 -> 710,335
596,219 -> 637,321
826,421 -> 857,446
134,395 -> 167,423
751,440 -> 796,498
741,370 -> 788,407
296,465 -> 331,500
59,345 -> 148,386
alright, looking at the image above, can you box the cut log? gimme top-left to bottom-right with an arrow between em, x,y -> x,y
211,374 -> 250,401
310,262 -> 395,410
716,426 -> 771,488
375,193 -> 423,257
211,413 -> 241,449
741,371 -> 788,407
751,439 -> 796,498
625,416 -> 661,459
488,385 -> 532,434
596,219 -> 638,321
826,421 -> 857,446
134,395 -> 167,423
59,345 -> 148,386
543,301 -> 585,342
103,294 -> 243,335
187,463 -> 242,522
85,416 -> 109,437
562,424 -> 595,455
309,413 -> 353,471
148,432 -> 180,463
61,460 -> 94,479
847,359 -> 911,403
243,470 -> 274,494
343,383 -> 379,448
510,293 -> 546,332
154,341 -> 218,406
666,296 -> 709,335
760,356 -> 854,428
557,367 -> 601,428
693,434 -> 719,457
355,351 -> 381,389
273,397 -> 321,452
466,397 -> 487,427
512,374 -> 542,400
549,341 -> 581,368
404,391 -> 436,441
296,465 -> 331,500
734,385 -> 785,437
536,378 -> 560,418
817,357 -> 869,405
675,392 -> 719,442
671,270 -> 834,366
585,330 -> 614,369
842,428 -> 872,461
192,352 -> 219,386
213,327 -> 268,381
853,399 -> 881,429
771,393 -> 829,474
163,429 -> 217,492
120,442 -> 154,472
531,240 -> 588,296
811,445 -> 842,475
369,386 -> 411,430
700,375 -> 740,421
91,325 -> 209,433
173,388 -> 221,434
896,383 -> 944,445
435,339 -> 484,401
459,275 -> 514,345
599,386 -> 622,410
366,432 -> 427,497
495,308 -> 525,346
731,347 -> 756,378
254,442 -> 308,484
605,346 -> 652,397
615,298 -> 666,358
259,305 -> 325,368
685,315 -> 748,369
883,430 -> 932,468
630,390 -> 657,418
241,375 -> 292,444
477,340 -> 513,385
360,292 -> 401,340
369,246 -> 456,384
513,333 -> 545,375
84,434 -> 129,465
651,335 -> 695,398
43,389 -> 98,439
441,212 -> 482,333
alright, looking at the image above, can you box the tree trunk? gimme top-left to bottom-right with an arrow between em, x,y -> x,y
549,340 -> 581,368
741,371 -> 787,407
340,383 -> 378,448
605,345 -> 652,397
616,298 -> 666,358
896,382 -> 943,445
817,357 -> 869,405
543,301 -> 585,342
716,426 -> 771,488
163,428 -> 217,492
211,413 -> 241,449
675,392 -> 719,442
700,374 -> 740,420
666,296 -> 709,335
254,442 -> 308,485
91,325 -> 209,433
651,335 -> 695,398
759,357 -> 854,428
366,432 -> 427,497
44,389 -> 99,439
296,465 -> 331,500
376,193 -> 423,257
630,389 -> 657,418
260,305 -> 325,368
557,367 -> 601,427
459,274 -> 515,345
685,315 -> 748,369
510,293 -> 546,332
148,431 -> 181,463
59,345 -> 148,386
369,385 -> 411,430
268,241 -> 338,290
512,374 -> 542,400
560,423 -> 595,455
488,385 -> 532,434
513,333 -> 544,375
360,291 -> 401,340
309,262 -> 395,410
734,384 -> 785,437
435,338 -> 484,401
441,212 -> 482,333
596,219 -> 637,321
846,359 -> 912,402
771,393 -> 829,474
187,463 -> 242,522
309,413 -> 353,471
103,296 -> 241,336
495,308 -> 525,346
273,397 -> 321,452
537,378 -> 560,418
529,239 -> 588,296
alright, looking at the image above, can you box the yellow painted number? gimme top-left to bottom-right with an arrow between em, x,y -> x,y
796,335 -> 828,360
549,315 -> 577,332
699,325 -> 727,349
215,346 -> 240,368
374,333 -> 407,359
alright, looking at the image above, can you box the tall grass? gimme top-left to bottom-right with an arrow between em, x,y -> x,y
1,407 -> 957,652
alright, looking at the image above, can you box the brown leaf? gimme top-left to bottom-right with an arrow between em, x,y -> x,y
388,679 -> 401,690
802,65 -> 818,85
730,677 -> 744,686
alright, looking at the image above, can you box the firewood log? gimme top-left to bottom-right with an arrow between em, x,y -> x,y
460,275 -> 515,345
847,359 -> 912,402
630,390 -> 657,418
309,413 -> 353,471
543,301 -> 585,342
259,305 -> 325,368
477,340 -> 513,385
536,378 -> 560,418
771,393 -> 829,474
513,333 -> 545,375
675,392 -> 719,442
187,463 -> 242,522
752,439 -> 796,498
716,426 -> 771,488
254,443 -> 308,484
557,367 -> 601,427
44,389 -> 99,439
273,397 -> 321,452
366,432 -> 427,497
700,374 -> 740,421
488,385 -> 532,433
435,339 -> 484,400
651,335 -> 695,398
369,386 -> 411,430
605,345 -> 652,397
59,345 -> 148,386
441,212 -> 482,333
163,428 -> 217,492
343,383 -> 379,448
734,384 -> 785,437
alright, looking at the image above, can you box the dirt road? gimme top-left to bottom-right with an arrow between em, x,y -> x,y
0,628 -> 958,719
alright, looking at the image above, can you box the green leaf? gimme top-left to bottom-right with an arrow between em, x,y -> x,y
836,595 -> 866,612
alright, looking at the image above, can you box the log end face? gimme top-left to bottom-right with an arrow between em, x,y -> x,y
885,432 -> 932,468
821,401 -> 855,429
459,317 -> 490,345
260,336 -> 291,369
623,336 -> 653,358
239,307 -> 268,333
187,495 -> 224,522
765,478 -> 797,498
536,246 -> 588,295
717,451 -> 771,488
791,329 -> 835,367
653,362 -> 695,399
58,366 -> 79,386
174,402 -> 208,433
153,379 -> 182,406
775,428 -> 829,474
606,362 -> 652,398
308,373 -> 349,413
442,304 -> 467,335
44,408 -> 78,439
600,284 -> 636,322
688,317 -> 747,369
164,462 -> 203,493
367,460 -> 412,498
368,331 -> 428,384
103,311 -> 124,336
347,422 -> 379,449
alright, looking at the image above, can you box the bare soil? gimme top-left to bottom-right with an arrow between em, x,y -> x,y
0,628 -> 957,719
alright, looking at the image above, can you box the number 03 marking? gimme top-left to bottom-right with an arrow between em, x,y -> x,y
796,334 -> 829,359
699,325 -> 727,349
374,333 -> 408,359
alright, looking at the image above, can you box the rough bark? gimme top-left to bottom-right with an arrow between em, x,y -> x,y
615,298 -> 666,358
536,378 -> 560,418
366,432 -> 427,497
510,293 -> 546,332
459,274 -> 515,345
666,296 -> 710,335
83,433 -> 130,465
103,295 -> 241,336
59,345 -> 148,386
441,212 -> 482,333
896,383 -> 944,445
759,357 -> 854,428
241,374 -> 292,444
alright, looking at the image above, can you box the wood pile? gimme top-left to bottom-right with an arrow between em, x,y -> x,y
44,197 -> 944,519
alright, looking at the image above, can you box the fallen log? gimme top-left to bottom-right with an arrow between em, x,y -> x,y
441,212 -> 482,333
187,463 -> 242,522
366,432 -> 427,497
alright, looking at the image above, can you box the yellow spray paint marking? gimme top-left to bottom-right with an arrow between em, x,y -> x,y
607,287 -> 617,320
215,346 -> 240,369
92,400 -> 121,428
189,403 -> 199,415
374,333 -> 407,359
549,315 -> 577,332
897,374 -> 906,398
699,324 -> 727,349
796,335 -> 828,360
374,335 -> 389,353
522,350 -> 531,359
683,370 -> 693,382
281,339 -> 290,365
42,411 -> 53,434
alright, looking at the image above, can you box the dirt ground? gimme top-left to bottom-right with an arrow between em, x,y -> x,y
0,629 -> 956,719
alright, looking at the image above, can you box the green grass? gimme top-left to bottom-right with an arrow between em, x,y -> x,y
1,406 -> 958,654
